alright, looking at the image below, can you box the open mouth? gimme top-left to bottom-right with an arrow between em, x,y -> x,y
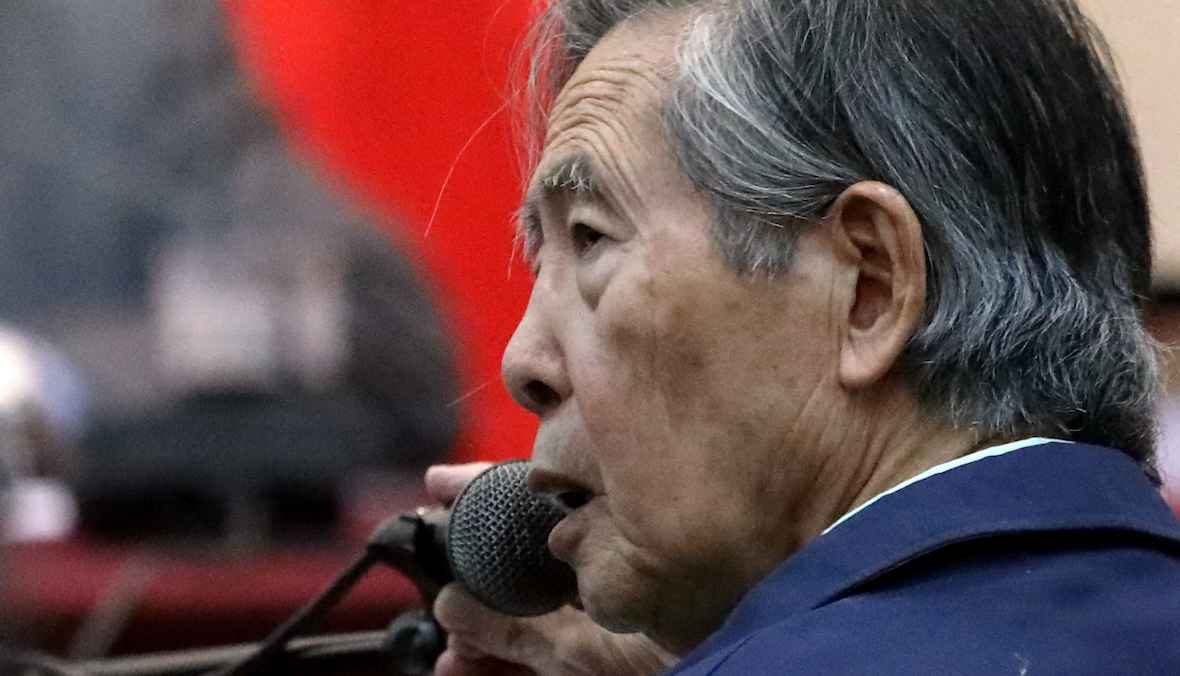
531,469 -> 596,569
536,486 -> 594,516
528,466 -> 596,514
555,489 -> 592,511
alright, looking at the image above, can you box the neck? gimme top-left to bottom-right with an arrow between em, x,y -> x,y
835,381 -> 1008,530
647,382 -> 1006,656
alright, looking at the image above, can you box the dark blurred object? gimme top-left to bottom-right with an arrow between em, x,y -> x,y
0,0 -> 458,542
82,395 -> 354,543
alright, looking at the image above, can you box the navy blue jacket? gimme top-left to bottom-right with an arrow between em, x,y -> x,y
669,441 -> 1180,675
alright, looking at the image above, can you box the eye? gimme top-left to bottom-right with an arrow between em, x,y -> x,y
570,222 -> 607,255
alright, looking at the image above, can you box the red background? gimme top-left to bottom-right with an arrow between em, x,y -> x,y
222,0 -> 540,463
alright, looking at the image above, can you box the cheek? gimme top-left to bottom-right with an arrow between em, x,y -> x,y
586,269 -> 760,464
572,223 -> 734,427
572,276 -> 745,547
571,263 -> 838,557
594,268 -> 716,410
577,274 -> 699,456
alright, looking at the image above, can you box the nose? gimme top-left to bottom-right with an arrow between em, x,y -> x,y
502,287 -> 571,416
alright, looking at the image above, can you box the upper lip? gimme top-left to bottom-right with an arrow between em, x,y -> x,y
527,466 -> 597,512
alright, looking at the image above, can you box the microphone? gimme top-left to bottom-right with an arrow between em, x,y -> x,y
369,460 -> 578,617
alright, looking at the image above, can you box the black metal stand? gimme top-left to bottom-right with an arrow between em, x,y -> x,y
64,609 -> 446,676
36,508 -> 456,676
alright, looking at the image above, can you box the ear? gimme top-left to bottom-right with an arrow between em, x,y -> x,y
824,181 -> 927,390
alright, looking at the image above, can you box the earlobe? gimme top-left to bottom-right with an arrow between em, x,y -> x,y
827,182 -> 927,390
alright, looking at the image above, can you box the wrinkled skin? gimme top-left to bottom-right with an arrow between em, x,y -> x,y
433,7 -> 978,675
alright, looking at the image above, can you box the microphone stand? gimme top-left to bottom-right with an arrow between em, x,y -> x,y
72,613 -> 443,676
39,509 -> 453,676
75,630 -> 391,676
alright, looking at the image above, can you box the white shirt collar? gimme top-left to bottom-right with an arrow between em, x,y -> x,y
822,437 -> 1070,536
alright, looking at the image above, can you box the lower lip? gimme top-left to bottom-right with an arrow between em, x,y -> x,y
548,498 -> 594,562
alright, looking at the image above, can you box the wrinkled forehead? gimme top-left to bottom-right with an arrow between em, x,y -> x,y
518,14 -> 694,253
541,10 -> 690,156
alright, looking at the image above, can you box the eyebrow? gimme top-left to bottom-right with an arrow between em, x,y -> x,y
518,154 -> 605,257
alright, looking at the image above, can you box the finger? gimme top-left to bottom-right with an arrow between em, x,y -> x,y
447,635 -> 489,660
434,583 -> 508,638
434,584 -> 554,668
425,463 -> 493,504
437,583 -> 675,676
432,650 -> 484,676
433,651 -> 537,676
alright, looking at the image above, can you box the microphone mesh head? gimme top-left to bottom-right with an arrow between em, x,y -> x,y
447,461 -> 578,617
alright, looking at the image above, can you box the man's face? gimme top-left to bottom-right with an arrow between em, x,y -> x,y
505,15 -> 854,651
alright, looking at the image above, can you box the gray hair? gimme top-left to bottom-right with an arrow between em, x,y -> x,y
525,0 -> 1159,478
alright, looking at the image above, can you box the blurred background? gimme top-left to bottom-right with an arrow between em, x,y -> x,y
0,0 -> 1175,666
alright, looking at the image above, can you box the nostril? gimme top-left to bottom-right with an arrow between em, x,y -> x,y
524,379 -> 562,409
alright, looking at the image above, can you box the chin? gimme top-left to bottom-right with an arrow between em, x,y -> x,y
581,595 -> 650,637
574,562 -> 660,637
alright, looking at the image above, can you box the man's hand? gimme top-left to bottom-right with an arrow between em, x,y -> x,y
425,463 -> 677,676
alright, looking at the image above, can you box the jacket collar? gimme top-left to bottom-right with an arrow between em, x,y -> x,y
681,441 -> 1180,666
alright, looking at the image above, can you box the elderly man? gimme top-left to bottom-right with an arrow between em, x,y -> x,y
428,0 -> 1180,674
